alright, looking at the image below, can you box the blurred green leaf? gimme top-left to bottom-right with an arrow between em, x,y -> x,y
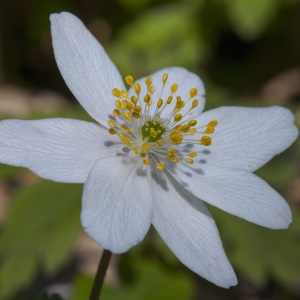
0,181 -> 82,298
39,292 -> 64,300
73,258 -> 195,300
0,164 -> 23,180
109,4 -> 207,77
255,142 -> 299,187
225,0 -> 280,40
211,206 -> 300,288
117,0 -> 153,11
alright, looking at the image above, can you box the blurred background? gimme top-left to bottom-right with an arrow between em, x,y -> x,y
0,0 -> 299,299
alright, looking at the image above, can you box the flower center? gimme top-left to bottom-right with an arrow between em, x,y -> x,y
108,73 -> 217,170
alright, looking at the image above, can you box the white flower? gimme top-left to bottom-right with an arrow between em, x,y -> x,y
0,12 -> 298,288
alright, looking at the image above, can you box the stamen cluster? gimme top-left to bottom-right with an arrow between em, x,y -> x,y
108,73 -> 217,170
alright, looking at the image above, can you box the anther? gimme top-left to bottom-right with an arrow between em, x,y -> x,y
208,120 -> 218,127
162,73 -> 168,84
204,126 -> 215,134
126,102 -> 133,110
131,96 -> 138,104
188,120 -> 197,126
144,94 -> 151,105
132,147 -> 139,154
132,112 -> 140,119
171,84 -> 178,94
186,158 -> 194,164
135,83 -> 141,95
149,86 -> 156,94
174,114 -> 183,122
124,112 -> 131,122
188,152 -> 197,158
143,159 -> 150,165
125,75 -> 134,86
108,120 -> 117,127
167,96 -> 173,104
108,128 -> 117,135
188,128 -> 197,135
200,136 -> 212,146
145,77 -> 152,87
157,99 -> 163,108
115,100 -> 121,109
141,143 -> 149,151
156,162 -> 165,170
113,109 -> 121,117
192,99 -> 198,109
168,148 -> 176,154
190,88 -> 198,98
121,90 -> 128,99
112,88 -> 121,98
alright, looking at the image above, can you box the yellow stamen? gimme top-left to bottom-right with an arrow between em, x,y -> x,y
145,77 -> 152,87
124,112 -> 131,122
141,143 -> 149,151
171,84 -> 178,94
108,128 -> 117,135
156,162 -> 165,170
190,88 -> 198,98
135,83 -> 141,95
144,94 -> 151,105
132,112 -> 140,119
120,135 -> 131,146
131,96 -> 138,105
200,136 -> 212,146
192,99 -> 198,109
112,88 -> 121,98
149,86 -> 156,94
121,90 -> 128,99
208,120 -> 218,127
174,114 -> 183,122
125,75 -> 134,86
143,159 -> 150,165
113,109 -> 121,117
115,100 -> 121,109
188,119 -> 197,126
132,147 -> 139,154
157,99 -> 163,108
108,120 -> 117,127
162,73 -> 168,84
204,126 -> 215,134
188,152 -> 197,158
157,140 -> 163,146
186,158 -> 194,164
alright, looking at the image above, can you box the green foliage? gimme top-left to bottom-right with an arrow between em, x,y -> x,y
255,141 -> 299,187
73,257 -> 194,300
211,206 -> 300,288
0,181 -> 82,299
225,0 -> 281,40
0,165 -> 23,180
109,4 -> 207,78
39,292 -> 64,300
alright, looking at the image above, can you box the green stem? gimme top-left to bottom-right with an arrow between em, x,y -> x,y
89,249 -> 112,300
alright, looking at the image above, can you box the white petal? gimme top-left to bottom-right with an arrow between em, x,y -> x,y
81,155 -> 153,253
0,119 -> 119,183
196,106 -> 298,172
169,163 -> 292,229
50,12 -> 125,126
128,67 -> 205,120
150,171 -> 237,288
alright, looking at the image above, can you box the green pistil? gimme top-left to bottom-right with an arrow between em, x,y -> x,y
141,120 -> 166,143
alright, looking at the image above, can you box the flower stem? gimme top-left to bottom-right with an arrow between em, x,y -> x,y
89,249 -> 112,300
